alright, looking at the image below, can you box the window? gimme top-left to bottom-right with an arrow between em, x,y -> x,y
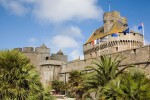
95,52 -> 97,56
116,47 -> 118,51
46,57 -> 49,60
90,54 -> 92,57
133,49 -> 136,54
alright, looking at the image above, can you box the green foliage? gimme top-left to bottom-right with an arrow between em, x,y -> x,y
103,68 -> 150,100
52,80 -> 65,94
43,86 -> 56,100
67,70 -> 90,99
83,55 -> 131,99
0,50 -> 54,100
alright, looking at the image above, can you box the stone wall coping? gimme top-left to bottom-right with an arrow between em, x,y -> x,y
39,60 -> 65,66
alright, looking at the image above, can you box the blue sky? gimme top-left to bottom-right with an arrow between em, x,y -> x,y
0,0 -> 150,60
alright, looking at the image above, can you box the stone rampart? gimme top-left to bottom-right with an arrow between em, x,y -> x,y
61,45 -> 150,74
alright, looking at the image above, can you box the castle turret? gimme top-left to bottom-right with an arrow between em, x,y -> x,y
51,50 -> 68,62
35,44 -> 50,54
103,11 -> 127,33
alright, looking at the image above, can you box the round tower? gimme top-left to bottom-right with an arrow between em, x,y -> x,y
83,11 -> 144,59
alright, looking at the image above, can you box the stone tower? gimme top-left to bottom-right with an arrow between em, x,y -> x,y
83,11 -> 144,59
103,11 -> 127,33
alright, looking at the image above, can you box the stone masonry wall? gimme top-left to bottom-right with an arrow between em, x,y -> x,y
59,45 -> 150,82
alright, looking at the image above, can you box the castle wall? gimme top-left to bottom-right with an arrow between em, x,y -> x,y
60,45 -> 150,82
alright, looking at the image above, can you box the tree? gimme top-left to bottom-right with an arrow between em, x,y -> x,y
83,55 -> 131,99
103,68 -> 150,100
67,70 -> 88,100
52,80 -> 65,94
0,50 -> 54,100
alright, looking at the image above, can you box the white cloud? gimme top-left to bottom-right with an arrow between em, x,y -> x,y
60,26 -> 84,39
70,49 -> 84,60
0,0 -> 28,16
43,26 -> 84,60
0,0 -> 103,23
33,0 -> 103,23
0,0 -> 102,60
51,35 -> 79,49
20,0 -> 36,3
44,26 -> 83,50
28,37 -> 37,43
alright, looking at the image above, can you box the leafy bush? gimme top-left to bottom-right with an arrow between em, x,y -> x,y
0,50 -> 54,100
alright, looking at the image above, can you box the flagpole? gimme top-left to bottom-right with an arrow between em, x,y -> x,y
118,33 -> 119,51
99,38 -> 100,57
109,1 -> 110,12
142,23 -> 145,45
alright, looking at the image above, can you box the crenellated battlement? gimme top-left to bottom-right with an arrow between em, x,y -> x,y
14,44 -> 50,54
60,45 -> 150,74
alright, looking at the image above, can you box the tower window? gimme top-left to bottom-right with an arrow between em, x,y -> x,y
133,49 -> 136,54
116,47 -> 118,51
46,57 -> 49,60
95,52 -> 97,56
90,54 -> 92,57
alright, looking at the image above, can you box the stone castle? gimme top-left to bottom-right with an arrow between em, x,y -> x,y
14,11 -> 150,87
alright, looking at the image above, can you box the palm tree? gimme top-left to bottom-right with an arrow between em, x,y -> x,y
67,70 -> 88,100
103,68 -> 150,100
83,55 -> 132,99
0,50 -> 54,100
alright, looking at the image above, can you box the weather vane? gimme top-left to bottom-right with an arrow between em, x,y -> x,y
109,0 -> 111,12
